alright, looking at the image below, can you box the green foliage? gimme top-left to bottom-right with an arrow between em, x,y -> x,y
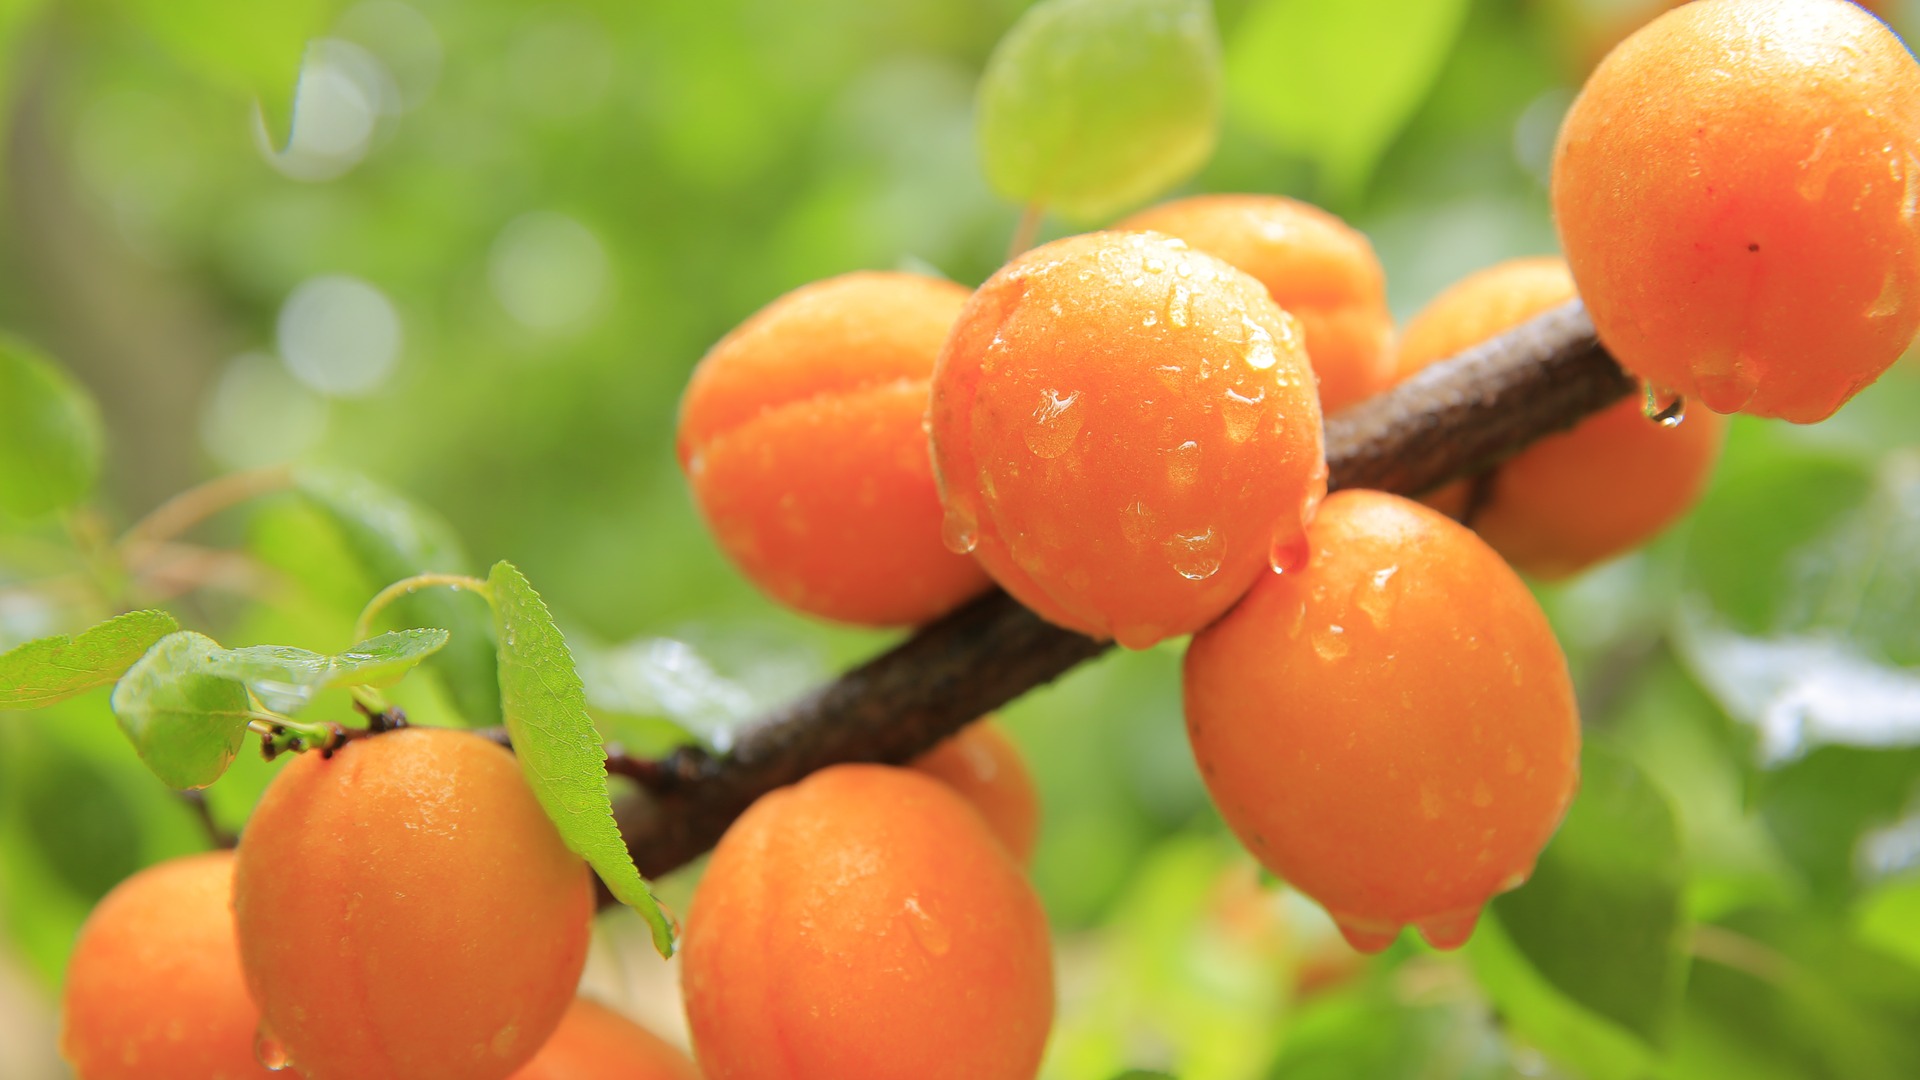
201,628 -> 448,713
977,0 -> 1222,220
108,631 -> 252,789
117,0 -> 339,145
0,340 -> 103,518
486,560 -> 675,957
0,610 -> 178,710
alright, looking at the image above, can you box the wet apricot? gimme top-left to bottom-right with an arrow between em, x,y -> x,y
929,230 -> 1327,648
909,717 -> 1040,865
1396,257 -> 1727,579
511,998 -> 698,1080
678,271 -> 992,626
1184,490 -> 1580,953
1119,194 -> 1395,413
233,727 -> 594,1080
1552,0 -> 1920,422
60,851 -> 274,1080
681,764 -> 1053,1079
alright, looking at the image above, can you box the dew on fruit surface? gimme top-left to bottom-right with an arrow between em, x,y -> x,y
1121,500 -> 1157,547
1025,388 -> 1084,458
1285,597 -> 1307,639
1693,354 -> 1759,415
1414,907 -> 1482,951
1795,124 -> 1838,202
1144,255 -> 1166,274
1222,385 -> 1265,443
1331,913 -> 1400,954
1497,866 -> 1533,893
1471,780 -> 1493,808
1114,622 -> 1167,650
1166,526 -> 1223,580
490,1023 -> 521,1057
940,504 -> 979,555
1167,283 -> 1192,328
1505,745 -> 1527,774
1144,310 -> 1160,328
1165,439 -> 1202,487
903,896 -> 952,957
1311,623 -> 1349,660
1867,266 -> 1909,320
1267,531 -> 1310,575
1242,316 -> 1278,371
1642,382 -> 1686,427
1419,782 -> 1443,820
1357,564 -> 1399,627
255,1025 -> 294,1072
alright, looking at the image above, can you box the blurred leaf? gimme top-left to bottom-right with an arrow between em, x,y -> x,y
0,610 -> 179,710
1857,877 -> 1920,972
1227,0 -> 1469,198
109,631 -> 252,789
577,636 -> 755,753
1267,977 -> 1513,1079
977,0 -> 1222,221
1493,743 -> 1689,1045
119,0 -> 338,145
202,629 -> 448,713
0,339 -> 104,517
1755,747 -> 1920,907
296,467 -> 501,726
487,561 -> 674,957
1467,915 -> 1656,1080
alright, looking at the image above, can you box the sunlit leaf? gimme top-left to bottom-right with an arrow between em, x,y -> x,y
0,339 -> 104,517
977,0 -> 1222,221
487,561 -> 675,956
0,611 -> 180,710
1227,0 -> 1469,198
109,631 -> 253,790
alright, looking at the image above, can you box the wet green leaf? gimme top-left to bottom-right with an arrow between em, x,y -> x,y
0,339 -> 104,517
202,629 -> 448,713
0,611 -> 180,710
109,632 -> 253,789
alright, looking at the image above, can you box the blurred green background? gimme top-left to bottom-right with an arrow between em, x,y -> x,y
3,0 -> 1920,1077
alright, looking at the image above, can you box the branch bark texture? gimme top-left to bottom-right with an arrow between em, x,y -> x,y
615,299 -> 1635,878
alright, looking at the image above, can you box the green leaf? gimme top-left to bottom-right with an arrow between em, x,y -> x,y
118,0 -> 338,147
1226,0 -> 1469,198
325,628 -> 451,687
0,339 -> 104,517
486,561 -> 675,957
1466,916 -> 1657,1080
200,630 -> 446,714
296,467 -> 501,726
977,0 -> 1222,221
1493,743 -> 1689,1046
0,611 -> 180,710
1754,747 -> 1920,907
576,636 -> 755,754
109,632 -> 253,790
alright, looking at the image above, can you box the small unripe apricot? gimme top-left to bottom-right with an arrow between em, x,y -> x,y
681,764 -> 1053,1079
1119,194 -> 1395,413
909,717 -> 1040,865
929,231 -> 1327,649
1396,257 -> 1727,579
678,271 -> 992,626
510,998 -> 698,1080
1553,0 -> 1920,422
60,851 -> 274,1080
1185,491 -> 1579,954
233,728 -> 593,1080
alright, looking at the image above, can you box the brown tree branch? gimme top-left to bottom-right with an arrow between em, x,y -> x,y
612,299 -> 1636,879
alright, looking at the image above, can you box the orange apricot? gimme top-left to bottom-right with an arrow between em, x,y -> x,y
678,271 -> 992,626
233,727 -> 594,1080
1184,490 -> 1580,953
681,764 -> 1053,1079
1118,194 -> 1395,413
1552,0 -> 1920,422
511,998 -> 698,1080
1396,256 -> 1728,579
929,230 -> 1327,649
59,851 -> 275,1080
908,717 -> 1040,865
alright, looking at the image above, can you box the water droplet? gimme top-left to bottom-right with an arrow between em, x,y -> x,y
1223,385 -> 1265,443
1332,913 -> 1400,954
1242,316 -> 1277,370
1642,383 -> 1686,427
1166,527 -> 1223,580
1356,564 -> 1399,627
1471,780 -> 1493,808
1311,623 -> 1350,660
255,1025 -> 294,1071
1165,439 -> 1201,487
1268,532 -> 1309,575
940,505 -> 978,554
1120,500 -> 1157,547
1796,124 -> 1838,202
1693,353 -> 1759,414
1026,388 -> 1084,458
1498,867 -> 1533,893
1868,267 -> 1908,320
1114,623 -> 1166,650
1414,907 -> 1482,951
1143,310 -> 1160,328
1506,746 -> 1527,774
1143,256 -> 1165,274
1418,782 -> 1442,819
903,896 -> 951,956
1167,283 -> 1192,328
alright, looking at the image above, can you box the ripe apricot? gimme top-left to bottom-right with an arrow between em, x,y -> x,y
929,231 -> 1327,649
1184,490 -> 1580,953
1396,257 -> 1728,579
60,851 -> 274,1080
511,998 -> 698,1080
1552,0 -> 1920,422
678,271 -> 992,626
233,727 -> 593,1080
1118,194 -> 1395,413
909,717 -> 1040,865
681,764 -> 1053,1079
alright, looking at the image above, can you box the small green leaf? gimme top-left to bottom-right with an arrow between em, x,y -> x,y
1227,0 -> 1469,198
0,611 -> 180,710
203,629 -> 449,713
0,339 -> 105,517
977,0 -> 1222,221
325,628 -> 450,687
487,561 -> 675,956
1493,743 -> 1689,1046
109,632 -> 253,789
296,468 -> 501,726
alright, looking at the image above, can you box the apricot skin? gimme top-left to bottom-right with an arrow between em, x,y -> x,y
59,851 -> 275,1080
681,764 -> 1053,1080
929,230 -> 1327,649
1397,257 -> 1727,579
510,998 -> 699,1080
909,717 -> 1040,865
232,727 -> 594,1080
1184,491 -> 1580,953
1552,0 -> 1920,422
1119,194 -> 1395,414
679,271 -> 991,626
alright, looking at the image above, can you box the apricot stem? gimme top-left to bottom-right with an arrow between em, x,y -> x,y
116,465 -> 295,560
352,573 -> 491,642
1007,202 -> 1045,259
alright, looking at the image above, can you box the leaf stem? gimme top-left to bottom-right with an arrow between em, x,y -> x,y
116,466 -> 296,560
1007,202 -> 1045,260
353,573 -> 491,642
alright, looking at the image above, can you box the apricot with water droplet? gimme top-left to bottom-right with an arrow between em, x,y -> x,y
1184,491 -> 1579,953
510,998 -> 698,1080
909,718 -> 1040,865
681,764 -> 1052,1079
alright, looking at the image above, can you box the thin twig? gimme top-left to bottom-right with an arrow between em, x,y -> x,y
1007,202 -> 1045,260
116,465 -> 295,559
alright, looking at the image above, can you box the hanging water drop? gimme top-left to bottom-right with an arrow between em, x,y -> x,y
1642,382 -> 1686,427
940,505 -> 979,554
1267,532 -> 1309,575
255,1025 -> 294,1072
